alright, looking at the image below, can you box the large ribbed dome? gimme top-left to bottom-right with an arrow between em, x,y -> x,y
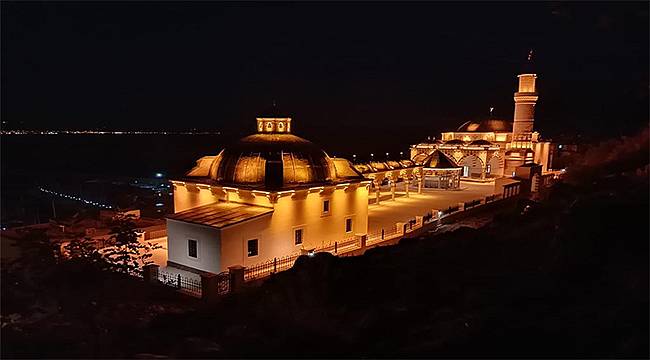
212,133 -> 334,189
185,115 -> 364,190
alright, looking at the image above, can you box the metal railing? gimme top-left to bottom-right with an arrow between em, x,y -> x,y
244,252 -> 300,281
158,269 -> 202,296
464,198 -> 482,210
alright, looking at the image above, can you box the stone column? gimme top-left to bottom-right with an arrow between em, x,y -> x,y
390,180 -> 396,201
404,179 -> 411,198
356,233 -> 367,249
418,176 -> 423,194
374,180 -> 381,205
143,264 -> 159,283
201,272 -> 219,301
228,265 -> 245,293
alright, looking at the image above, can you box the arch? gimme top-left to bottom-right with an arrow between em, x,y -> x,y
487,152 -> 504,177
458,155 -> 484,178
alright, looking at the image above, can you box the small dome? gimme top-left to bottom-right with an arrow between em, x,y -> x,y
457,119 -> 512,132
422,150 -> 461,169
469,139 -> 494,146
386,160 -> 404,169
411,153 -> 429,164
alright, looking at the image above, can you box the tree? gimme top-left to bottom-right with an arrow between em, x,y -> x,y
101,216 -> 161,275
63,236 -> 109,270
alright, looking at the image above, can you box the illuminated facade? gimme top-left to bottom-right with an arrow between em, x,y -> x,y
411,70 -> 553,179
166,112 -> 369,274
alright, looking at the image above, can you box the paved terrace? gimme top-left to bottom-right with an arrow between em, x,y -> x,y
367,181 -> 496,232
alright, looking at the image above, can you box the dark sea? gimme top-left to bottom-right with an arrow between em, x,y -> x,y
1,134 -> 224,225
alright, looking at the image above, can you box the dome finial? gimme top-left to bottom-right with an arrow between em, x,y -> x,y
489,106 -> 494,117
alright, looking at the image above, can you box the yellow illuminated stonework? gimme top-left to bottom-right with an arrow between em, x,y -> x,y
411,69 -> 553,179
256,117 -> 292,134
166,113 -> 368,274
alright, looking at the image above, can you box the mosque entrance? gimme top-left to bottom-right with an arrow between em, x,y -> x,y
458,155 -> 484,178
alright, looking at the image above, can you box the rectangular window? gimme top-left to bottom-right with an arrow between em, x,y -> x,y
294,229 -> 303,245
247,239 -> 258,257
486,164 -> 491,174
188,239 -> 198,258
345,218 -> 353,233
463,166 -> 470,177
322,199 -> 330,215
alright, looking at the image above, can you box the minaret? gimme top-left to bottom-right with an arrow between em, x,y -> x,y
511,50 -> 538,149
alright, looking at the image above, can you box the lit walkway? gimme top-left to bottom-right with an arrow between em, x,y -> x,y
367,181 -> 496,233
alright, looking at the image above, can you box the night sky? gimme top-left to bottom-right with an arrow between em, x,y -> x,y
2,2 -> 648,149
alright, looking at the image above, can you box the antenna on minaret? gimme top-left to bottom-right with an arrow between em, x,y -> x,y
272,99 -> 276,108
527,49 -> 534,62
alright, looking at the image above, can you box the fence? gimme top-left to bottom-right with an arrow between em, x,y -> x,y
240,191 -> 518,282
158,269 -> 202,296
440,204 -> 460,216
464,199 -> 482,210
367,226 -> 401,245
244,252 -> 301,281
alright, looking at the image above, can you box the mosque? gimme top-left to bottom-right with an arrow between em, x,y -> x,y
410,67 -> 553,181
165,63 -> 554,275
166,110 -> 369,274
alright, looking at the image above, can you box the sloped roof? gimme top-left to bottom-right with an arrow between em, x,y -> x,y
167,202 -> 273,229
422,150 -> 461,169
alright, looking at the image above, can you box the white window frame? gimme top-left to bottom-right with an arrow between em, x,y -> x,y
321,198 -> 331,217
187,238 -> 199,260
344,216 -> 354,234
293,226 -> 305,247
246,238 -> 259,258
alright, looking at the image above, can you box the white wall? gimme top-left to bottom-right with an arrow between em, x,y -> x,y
170,181 -> 369,273
219,184 -> 369,271
166,218 -> 222,274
